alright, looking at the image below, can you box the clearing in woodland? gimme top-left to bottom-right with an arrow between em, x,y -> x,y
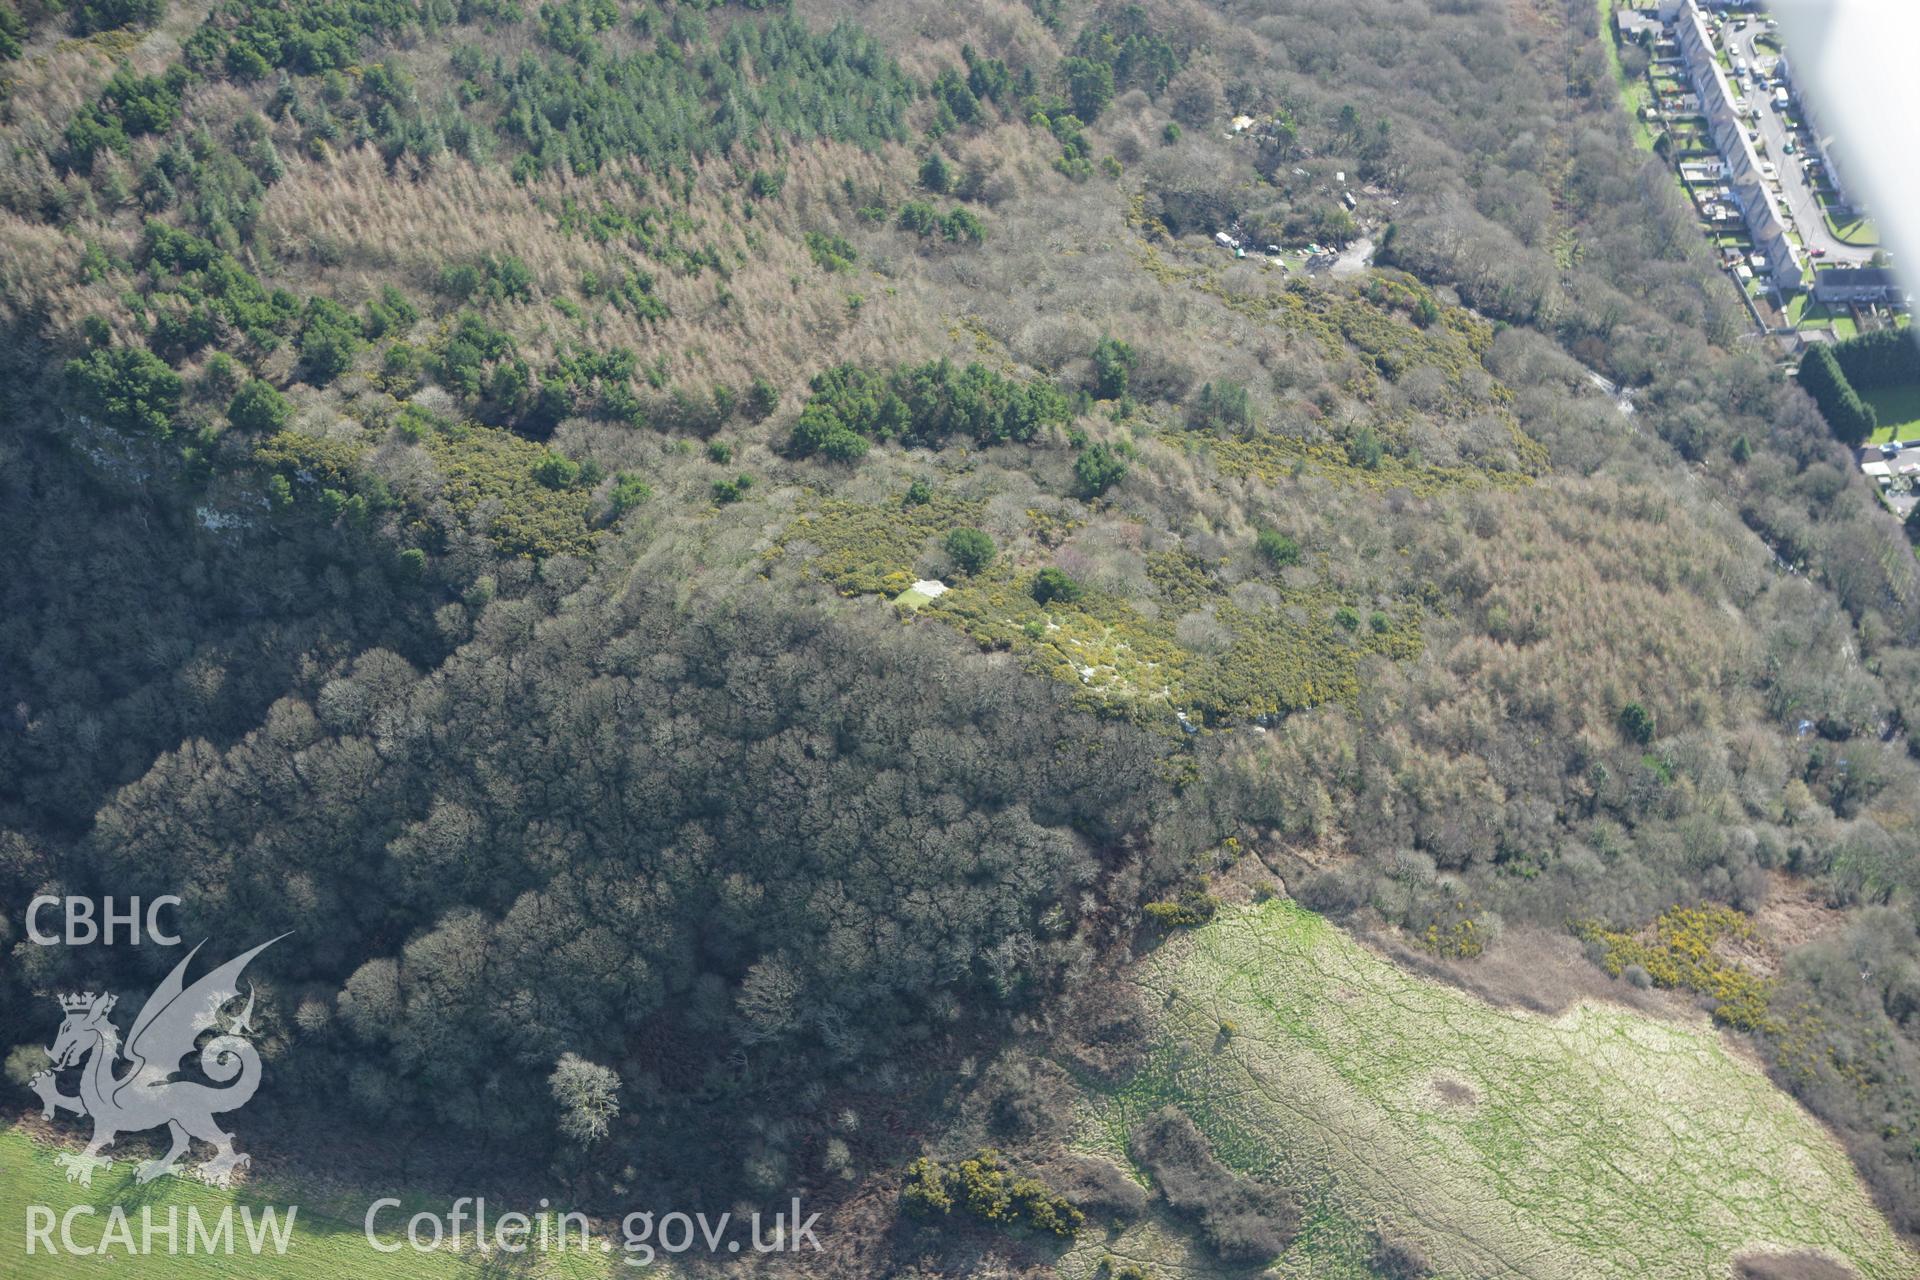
1069,900 -> 1918,1279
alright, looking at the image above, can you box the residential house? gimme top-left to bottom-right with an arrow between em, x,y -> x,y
1616,9 -> 1663,41
1811,267 -> 1905,305
1675,0 -> 1801,291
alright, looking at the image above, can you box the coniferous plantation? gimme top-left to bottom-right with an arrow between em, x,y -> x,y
4,0 -> 1920,1275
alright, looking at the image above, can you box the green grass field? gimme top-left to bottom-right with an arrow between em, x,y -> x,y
1064,901 -> 1919,1280
1822,208 -> 1881,247
0,1127 -> 613,1278
1863,383 -> 1920,444
1791,297 -> 1861,339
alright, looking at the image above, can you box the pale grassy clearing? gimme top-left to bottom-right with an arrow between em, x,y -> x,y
1067,900 -> 1918,1279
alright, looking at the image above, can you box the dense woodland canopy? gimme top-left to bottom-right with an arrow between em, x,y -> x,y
49,578 -> 1172,1191
4,0 -> 1920,1259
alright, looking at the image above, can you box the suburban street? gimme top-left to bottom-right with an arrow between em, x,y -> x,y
1726,16 -> 1877,267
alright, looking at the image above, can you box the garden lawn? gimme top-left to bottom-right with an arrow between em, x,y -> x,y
1823,211 -> 1880,247
1795,299 -> 1858,337
1863,383 -> 1920,444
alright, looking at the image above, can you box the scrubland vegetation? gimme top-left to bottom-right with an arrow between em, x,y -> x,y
5,0 -> 1920,1271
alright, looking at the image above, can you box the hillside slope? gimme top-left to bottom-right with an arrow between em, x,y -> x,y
4,0 -> 1920,1270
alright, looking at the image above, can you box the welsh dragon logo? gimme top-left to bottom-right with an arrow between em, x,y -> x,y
26,937 -> 283,1188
